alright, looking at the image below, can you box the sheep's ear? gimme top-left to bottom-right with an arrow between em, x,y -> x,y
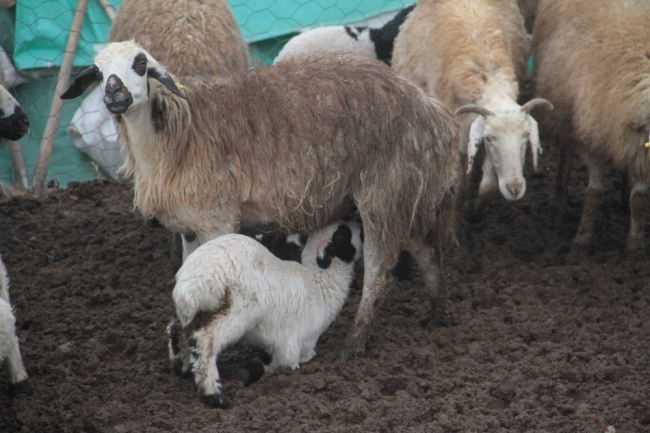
61,65 -> 101,100
467,117 -> 485,174
147,65 -> 186,99
526,115 -> 542,171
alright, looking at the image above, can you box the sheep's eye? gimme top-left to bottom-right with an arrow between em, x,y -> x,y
132,53 -> 148,76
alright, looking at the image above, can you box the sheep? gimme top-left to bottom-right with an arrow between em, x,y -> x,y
60,41 -> 461,361
392,0 -> 552,217
68,0 -> 250,178
274,4 -> 415,66
0,83 -> 29,141
0,84 -> 30,393
167,220 -> 363,407
0,256 -> 29,394
532,0 -> 650,258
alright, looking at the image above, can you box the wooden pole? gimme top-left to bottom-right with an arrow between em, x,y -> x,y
31,0 -> 88,196
98,0 -> 116,22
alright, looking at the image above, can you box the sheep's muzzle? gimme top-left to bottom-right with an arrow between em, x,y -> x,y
104,74 -> 133,114
0,106 -> 29,141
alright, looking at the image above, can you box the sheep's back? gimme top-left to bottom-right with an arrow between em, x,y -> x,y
393,0 -> 528,108
109,0 -> 249,76
533,0 -> 650,178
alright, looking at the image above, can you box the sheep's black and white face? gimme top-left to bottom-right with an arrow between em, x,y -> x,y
303,221 -> 363,270
0,84 -> 29,141
61,41 -> 185,114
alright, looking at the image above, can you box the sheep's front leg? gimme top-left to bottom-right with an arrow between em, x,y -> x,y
570,153 -> 604,259
407,240 -> 448,328
340,230 -> 389,362
625,179 -> 648,260
550,139 -> 576,224
468,156 -> 499,221
0,261 -> 29,393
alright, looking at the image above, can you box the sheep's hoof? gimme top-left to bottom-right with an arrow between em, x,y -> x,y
338,339 -> 366,363
566,242 -> 590,264
244,360 -> 265,386
200,392 -> 231,409
8,379 -> 32,396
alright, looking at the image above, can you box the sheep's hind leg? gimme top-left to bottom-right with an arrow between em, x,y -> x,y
407,239 -> 448,329
568,153 -> 603,261
625,179 -> 648,260
189,312 -> 250,408
340,230 -> 390,362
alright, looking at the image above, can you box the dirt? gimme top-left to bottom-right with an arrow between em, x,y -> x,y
0,141 -> 649,433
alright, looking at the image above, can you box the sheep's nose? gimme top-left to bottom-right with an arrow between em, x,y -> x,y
105,75 -> 124,97
506,181 -> 524,200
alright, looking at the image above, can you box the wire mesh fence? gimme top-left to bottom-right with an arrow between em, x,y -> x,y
0,0 -> 412,194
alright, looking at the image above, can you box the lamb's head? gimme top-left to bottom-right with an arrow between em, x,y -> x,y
0,85 -> 29,141
60,41 -> 185,113
456,98 -> 553,201
302,221 -> 363,270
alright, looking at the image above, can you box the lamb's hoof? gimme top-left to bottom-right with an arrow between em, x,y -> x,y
8,379 -> 32,396
244,360 -> 265,386
200,392 -> 231,409
171,360 -> 192,379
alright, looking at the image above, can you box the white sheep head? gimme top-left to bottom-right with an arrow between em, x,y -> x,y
0,85 -> 29,141
456,98 -> 553,201
302,221 -> 364,270
61,41 -> 185,113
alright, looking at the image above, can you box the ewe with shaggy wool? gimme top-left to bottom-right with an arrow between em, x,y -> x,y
533,0 -> 650,257
393,0 -> 551,213
168,221 -> 363,407
61,41 -> 461,360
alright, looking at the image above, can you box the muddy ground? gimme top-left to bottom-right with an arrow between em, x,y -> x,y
0,141 -> 649,433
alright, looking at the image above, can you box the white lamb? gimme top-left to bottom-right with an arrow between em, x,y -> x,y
168,220 -> 363,408
274,4 -> 415,66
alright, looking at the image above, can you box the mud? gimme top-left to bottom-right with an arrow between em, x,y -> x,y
0,142 -> 649,432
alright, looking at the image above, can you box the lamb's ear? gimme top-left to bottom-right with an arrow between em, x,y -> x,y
331,224 -> 355,263
147,65 -> 186,99
61,65 -> 101,100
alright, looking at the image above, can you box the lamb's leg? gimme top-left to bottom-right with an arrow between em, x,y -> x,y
167,321 -> 191,378
625,178 -> 648,260
407,239 -> 448,328
570,153 -> 604,258
188,312 -> 250,408
300,339 -> 318,364
340,230 -> 389,362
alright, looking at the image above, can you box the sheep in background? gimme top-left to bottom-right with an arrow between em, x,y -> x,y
61,41 -> 461,362
274,4 -> 415,65
168,220 -> 363,407
0,83 -> 29,141
68,0 -> 250,178
392,0 -> 552,218
533,0 -> 650,258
